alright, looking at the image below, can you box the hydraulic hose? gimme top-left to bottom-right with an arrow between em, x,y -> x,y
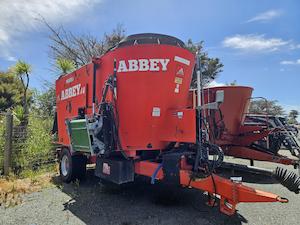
151,163 -> 163,184
208,144 -> 224,168
273,167 -> 300,194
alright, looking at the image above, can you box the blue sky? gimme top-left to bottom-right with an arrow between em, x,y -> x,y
0,0 -> 299,114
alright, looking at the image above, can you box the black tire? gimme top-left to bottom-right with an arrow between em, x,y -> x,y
59,148 -> 87,183
73,154 -> 87,180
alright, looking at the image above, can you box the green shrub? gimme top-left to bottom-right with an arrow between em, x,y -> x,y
0,111 -> 55,176
14,113 -> 54,172
0,114 -> 5,173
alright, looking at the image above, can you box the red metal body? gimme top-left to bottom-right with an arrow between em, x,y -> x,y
55,36 -> 288,216
56,44 -> 196,156
189,86 -> 298,166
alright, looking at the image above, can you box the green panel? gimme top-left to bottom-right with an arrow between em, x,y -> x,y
68,119 -> 92,153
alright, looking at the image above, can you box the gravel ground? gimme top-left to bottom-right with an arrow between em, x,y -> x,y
0,151 -> 299,225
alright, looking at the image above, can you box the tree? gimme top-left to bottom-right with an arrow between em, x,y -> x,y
186,39 -> 224,88
288,110 -> 299,124
33,86 -> 56,118
46,21 -> 126,67
14,60 -> 32,121
226,80 -> 237,86
0,71 -> 24,111
45,21 -> 222,89
39,24 -> 127,120
56,58 -> 75,74
249,99 -> 284,116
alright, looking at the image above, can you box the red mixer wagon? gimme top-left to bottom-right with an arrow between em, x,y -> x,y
188,86 -> 300,170
54,33 -> 298,216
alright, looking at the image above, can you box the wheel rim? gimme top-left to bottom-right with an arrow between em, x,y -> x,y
61,155 -> 69,176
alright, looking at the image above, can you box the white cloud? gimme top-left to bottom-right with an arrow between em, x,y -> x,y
223,34 -> 289,52
0,0 -> 101,61
280,59 -> 300,65
246,9 -> 282,23
289,44 -> 300,50
7,56 -> 17,62
207,80 -> 226,87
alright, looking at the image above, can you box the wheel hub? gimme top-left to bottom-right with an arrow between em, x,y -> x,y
61,155 -> 69,176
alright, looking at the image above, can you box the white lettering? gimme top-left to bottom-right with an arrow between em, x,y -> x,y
68,88 -> 72,98
72,86 -> 76,96
159,59 -> 170,71
64,89 -> 68,99
59,84 -> 82,101
149,59 -> 160,71
138,59 -> 149,71
117,60 -> 128,72
117,58 -> 171,73
128,60 -> 139,71
75,84 -> 81,95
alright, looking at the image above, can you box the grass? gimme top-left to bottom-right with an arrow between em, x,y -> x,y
0,165 -> 58,208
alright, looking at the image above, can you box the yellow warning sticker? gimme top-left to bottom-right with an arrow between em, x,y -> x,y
174,77 -> 183,84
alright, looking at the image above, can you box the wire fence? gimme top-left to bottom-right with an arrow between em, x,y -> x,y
0,111 -> 57,176
0,113 -> 5,173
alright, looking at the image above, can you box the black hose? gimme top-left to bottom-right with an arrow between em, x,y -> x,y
273,167 -> 300,194
208,144 -> 224,169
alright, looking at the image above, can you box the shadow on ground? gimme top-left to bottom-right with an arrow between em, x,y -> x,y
216,168 -> 278,184
49,170 -> 260,225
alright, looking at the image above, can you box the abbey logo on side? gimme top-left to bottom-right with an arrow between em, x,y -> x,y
117,56 -> 191,73
117,59 -> 170,72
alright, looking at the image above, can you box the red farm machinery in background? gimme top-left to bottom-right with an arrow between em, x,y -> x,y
54,33 -> 300,216
189,86 -> 300,170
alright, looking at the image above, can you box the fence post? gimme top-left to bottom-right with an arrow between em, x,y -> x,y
4,110 -> 13,176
